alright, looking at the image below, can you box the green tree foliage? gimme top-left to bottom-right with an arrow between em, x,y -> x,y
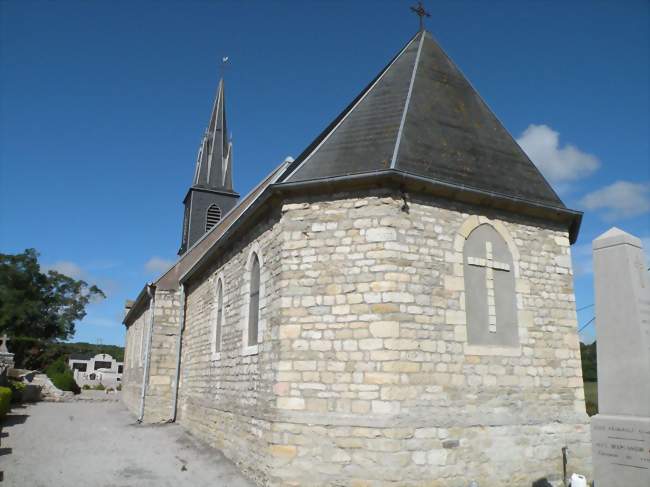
580,341 -> 597,382
11,337 -> 124,370
0,249 -> 105,340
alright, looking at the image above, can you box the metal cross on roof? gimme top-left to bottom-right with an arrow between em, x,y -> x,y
410,1 -> 431,31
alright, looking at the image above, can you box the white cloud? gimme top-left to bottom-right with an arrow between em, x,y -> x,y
144,256 -> 174,274
580,180 -> 650,220
45,261 -> 86,279
516,124 -> 599,186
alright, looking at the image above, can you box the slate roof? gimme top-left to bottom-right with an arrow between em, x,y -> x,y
280,30 -> 565,209
193,79 -> 234,192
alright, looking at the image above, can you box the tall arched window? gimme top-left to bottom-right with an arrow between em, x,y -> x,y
463,223 -> 518,347
205,204 -> 222,232
248,253 -> 260,347
212,278 -> 224,357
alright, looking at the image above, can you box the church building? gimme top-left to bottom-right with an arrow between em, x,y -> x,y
123,25 -> 592,486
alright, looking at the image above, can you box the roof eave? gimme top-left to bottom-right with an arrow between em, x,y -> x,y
122,283 -> 155,327
274,169 -> 583,244
180,169 -> 582,285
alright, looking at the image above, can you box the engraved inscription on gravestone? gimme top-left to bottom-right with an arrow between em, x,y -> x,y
591,227 -> 650,487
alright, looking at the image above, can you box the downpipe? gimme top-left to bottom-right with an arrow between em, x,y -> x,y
137,284 -> 156,423
170,283 -> 186,422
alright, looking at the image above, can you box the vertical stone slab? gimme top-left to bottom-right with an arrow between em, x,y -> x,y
591,227 -> 650,486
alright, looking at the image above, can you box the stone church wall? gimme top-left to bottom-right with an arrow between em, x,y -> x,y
177,210 -> 283,485
143,289 -> 181,422
122,304 -> 148,416
122,291 -> 181,422
268,191 -> 591,486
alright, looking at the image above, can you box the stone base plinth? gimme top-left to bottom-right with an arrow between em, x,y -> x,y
591,414 -> 650,487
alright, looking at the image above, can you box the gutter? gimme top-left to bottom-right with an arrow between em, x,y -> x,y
137,283 -> 156,423
170,283 -> 186,422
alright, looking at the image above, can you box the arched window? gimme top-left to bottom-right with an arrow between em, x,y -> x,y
463,223 -> 518,347
212,278 -> 224,357
248,253 -> 260,347
205,204 -> 222,232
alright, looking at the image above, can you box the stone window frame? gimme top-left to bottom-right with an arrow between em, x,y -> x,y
453,215 -> 523,357
241,242 -> 266,356
211,272 -> 226,361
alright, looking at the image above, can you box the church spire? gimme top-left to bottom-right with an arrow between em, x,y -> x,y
193,78 -> 233,191
179,75 -> 239,255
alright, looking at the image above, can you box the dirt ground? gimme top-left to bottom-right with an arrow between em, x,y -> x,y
0,398 -> 255,487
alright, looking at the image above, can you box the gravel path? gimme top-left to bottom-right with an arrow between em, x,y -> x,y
0,400 -> 255,487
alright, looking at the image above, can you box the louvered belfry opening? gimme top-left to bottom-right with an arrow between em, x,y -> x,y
205,204 -> 222,232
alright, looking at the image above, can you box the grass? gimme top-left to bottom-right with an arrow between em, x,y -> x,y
584,381 -> 598,416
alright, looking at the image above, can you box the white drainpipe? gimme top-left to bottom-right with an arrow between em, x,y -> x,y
170,283 -> 186,422
137,284 -> 156,422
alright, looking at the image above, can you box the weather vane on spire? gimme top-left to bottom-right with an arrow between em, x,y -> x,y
410,1 -> 430,31
220,56 -> 230,78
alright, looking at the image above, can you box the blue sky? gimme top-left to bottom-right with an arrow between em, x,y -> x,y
1,1 -> 648,346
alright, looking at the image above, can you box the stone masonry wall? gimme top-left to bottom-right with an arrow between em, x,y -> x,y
122,291 -> 180,422
122,304 -> 148,416
143,289 -> 181,423
177,211 -> 282,485
269,191 -> 591,486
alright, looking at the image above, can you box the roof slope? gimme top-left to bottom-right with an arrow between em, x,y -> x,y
281,30 -> 564,209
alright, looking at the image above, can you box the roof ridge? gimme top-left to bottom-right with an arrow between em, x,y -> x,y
280,31 -> 422,182
390,31 -> 426,168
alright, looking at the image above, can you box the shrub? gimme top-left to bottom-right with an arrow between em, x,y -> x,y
9,380 -> 26,403
45,356 -> 80,394
93,383 -> 105,391
82,385 -> 90,390
0,387 -> 11,417
116,384 -> 122,391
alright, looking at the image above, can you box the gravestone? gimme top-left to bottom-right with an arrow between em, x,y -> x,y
591,228 -> 650,486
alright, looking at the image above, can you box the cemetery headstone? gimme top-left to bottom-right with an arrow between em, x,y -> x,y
591,227 -> 650,486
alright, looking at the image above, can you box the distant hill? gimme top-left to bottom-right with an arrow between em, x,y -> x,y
10,337 -> 124,370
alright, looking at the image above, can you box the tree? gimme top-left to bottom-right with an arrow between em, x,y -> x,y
580,341 -> 597,382
0,249 -> 105,341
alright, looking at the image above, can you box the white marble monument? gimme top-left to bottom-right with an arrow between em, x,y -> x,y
591,228 -> 650,486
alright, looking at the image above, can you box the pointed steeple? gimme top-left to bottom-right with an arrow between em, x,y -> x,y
193,79 -> 234,191
281,30 -> 565,210
179,77 -> 239,255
